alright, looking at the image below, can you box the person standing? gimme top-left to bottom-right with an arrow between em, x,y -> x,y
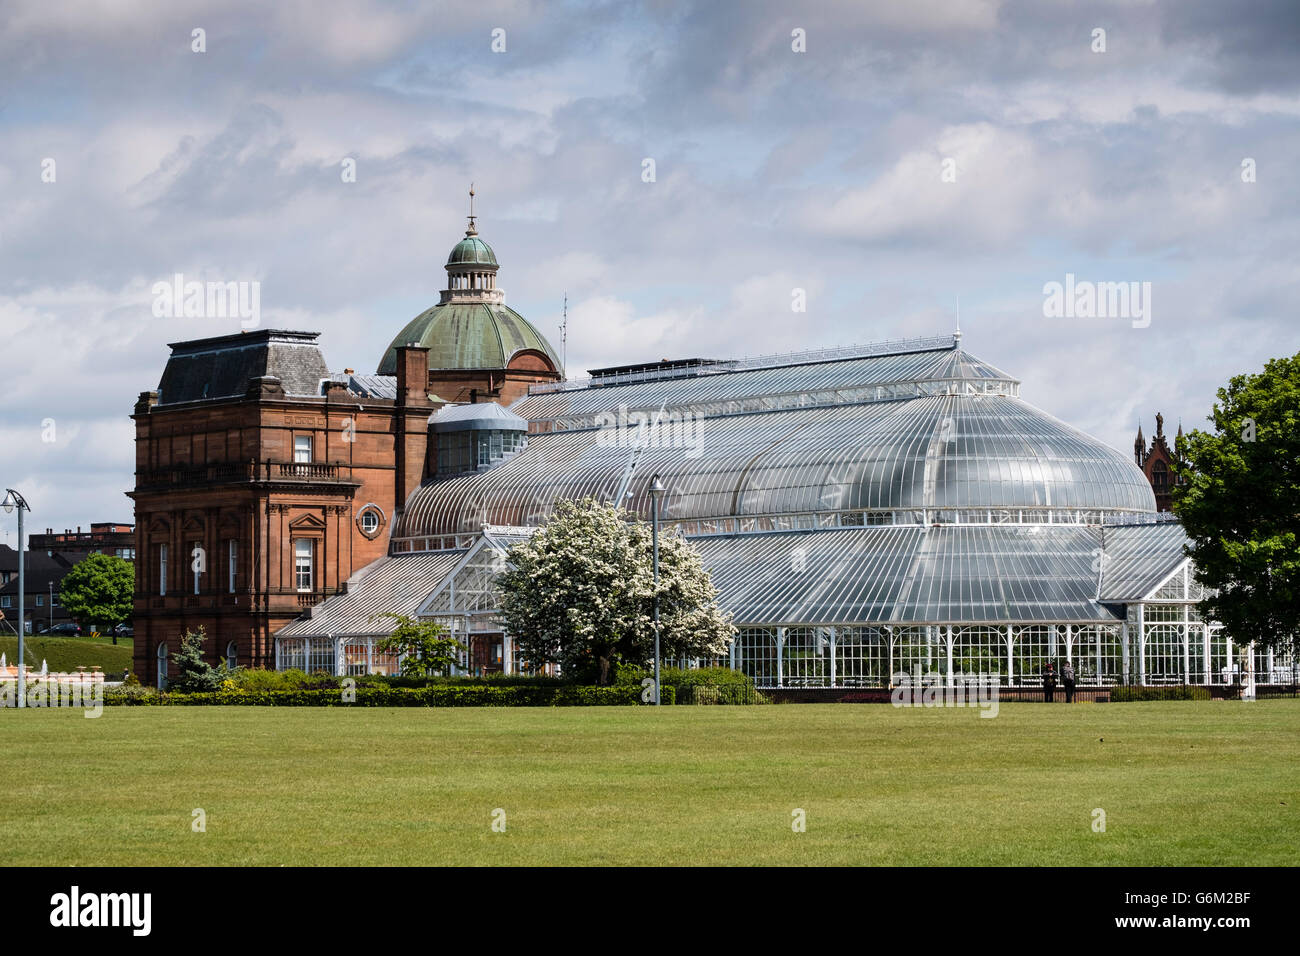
1042,662 -> 1056,702
1062,660 -> 1076,703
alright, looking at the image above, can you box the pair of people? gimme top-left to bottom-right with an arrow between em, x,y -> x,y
1042,661 -> 1077,702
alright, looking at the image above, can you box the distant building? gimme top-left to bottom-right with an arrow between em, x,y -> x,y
0,546 -> 77,634
1134,413 -> 1187,512
29,523 -> 136,561
0,526 -> 134,634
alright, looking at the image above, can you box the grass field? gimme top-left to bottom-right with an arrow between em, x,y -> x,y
2,701 -> 1296,866
0,634 -> 132,676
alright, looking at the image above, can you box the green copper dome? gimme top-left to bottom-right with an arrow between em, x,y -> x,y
446,236 -> 498,267
377,302 -> 562,374
379,221 -> 562,376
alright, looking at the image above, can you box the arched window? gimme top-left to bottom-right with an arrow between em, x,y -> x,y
156,643 -> 168,690
1152,460 -> 1168,489
226,641 -> 237,671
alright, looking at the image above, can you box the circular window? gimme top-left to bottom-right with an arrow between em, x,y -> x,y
359,510 -> 380,534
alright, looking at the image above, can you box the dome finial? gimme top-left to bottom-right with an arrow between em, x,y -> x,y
466,183 -> 478,236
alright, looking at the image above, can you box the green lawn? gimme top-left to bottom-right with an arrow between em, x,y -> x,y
0,634 -> 132,676
1,701 -> 1296,866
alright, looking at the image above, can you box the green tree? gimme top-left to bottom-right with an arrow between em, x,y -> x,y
374,614 -> 463,678
170,627 -> 222,693
1175,352 -> 1300,659
58,553 -> 134,642
498,497 -> 735,684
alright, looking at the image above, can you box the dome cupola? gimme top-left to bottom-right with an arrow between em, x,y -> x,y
376,186 -> 564,386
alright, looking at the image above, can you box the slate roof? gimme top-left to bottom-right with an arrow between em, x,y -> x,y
0,550 -> 78,595
156,330 -> 330,406
343,374 -> 397,400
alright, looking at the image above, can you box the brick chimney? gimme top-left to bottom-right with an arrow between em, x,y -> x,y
395,343 -> 429,407
394,344 -> 433,511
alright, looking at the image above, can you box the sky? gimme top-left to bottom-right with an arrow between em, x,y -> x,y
1,0 -> 1297,542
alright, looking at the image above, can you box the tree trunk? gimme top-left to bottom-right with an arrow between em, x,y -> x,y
598,654 -> 611,686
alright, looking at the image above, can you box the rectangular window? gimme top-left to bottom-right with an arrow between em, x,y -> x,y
159,544 -> 168,596
51,592 -> 59,607
36,594 -> 43,607
294,539 -> 314,592
293,435 -> 312,464
191,540 -> 202,594
227,539 -> 237,593
0,596 -> 10,609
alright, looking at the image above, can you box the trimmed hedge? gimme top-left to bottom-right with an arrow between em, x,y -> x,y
222,668 -> 568,693
1111,685 -> 1213,702
105,684 -> 675,707
616,665 -> 762,704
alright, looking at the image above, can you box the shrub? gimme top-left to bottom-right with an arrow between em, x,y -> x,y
226,668 -> 338,692
1111,685 -> 1213,702
617,664 -> 759,703
103,684 -> 664,707
171,628 -> 223,693
104,685 -> 162,705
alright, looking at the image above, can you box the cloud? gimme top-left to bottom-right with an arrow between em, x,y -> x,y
0,0 -> 1298,534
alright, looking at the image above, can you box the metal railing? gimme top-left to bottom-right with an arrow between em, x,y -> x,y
136,460 -> 350,487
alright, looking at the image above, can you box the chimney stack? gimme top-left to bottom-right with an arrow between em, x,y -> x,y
394,343 -> 433,510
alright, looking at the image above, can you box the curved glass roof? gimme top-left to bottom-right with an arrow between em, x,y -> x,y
393,341 -> 1155,540
697,525 -> 1121,625
515,345 -> 1016,429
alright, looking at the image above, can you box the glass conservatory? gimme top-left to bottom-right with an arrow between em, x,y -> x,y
276,333 -> 1288,688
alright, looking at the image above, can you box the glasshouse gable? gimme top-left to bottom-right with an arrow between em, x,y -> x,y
276,332 -> 1291,689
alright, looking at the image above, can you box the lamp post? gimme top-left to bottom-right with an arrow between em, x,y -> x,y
649,475 -> 665,706
3,490 -> 31,708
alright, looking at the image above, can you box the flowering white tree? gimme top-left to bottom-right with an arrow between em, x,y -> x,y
499,497 -> 734,684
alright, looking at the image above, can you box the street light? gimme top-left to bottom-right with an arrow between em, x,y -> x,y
647,476 -> 665,707
2,489 -> 31,708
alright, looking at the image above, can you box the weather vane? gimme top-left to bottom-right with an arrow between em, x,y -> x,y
467,183 -> 477,235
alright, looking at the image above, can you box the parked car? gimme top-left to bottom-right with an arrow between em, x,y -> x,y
46,622 -> 82,636
112,623 -> 134,637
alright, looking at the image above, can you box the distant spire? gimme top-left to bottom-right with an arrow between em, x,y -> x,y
954,295 -> 962,344
466,183 -> 477,236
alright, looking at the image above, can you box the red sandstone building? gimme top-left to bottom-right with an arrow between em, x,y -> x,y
1134,413 -> 1187,512
129,215 -> 563,684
